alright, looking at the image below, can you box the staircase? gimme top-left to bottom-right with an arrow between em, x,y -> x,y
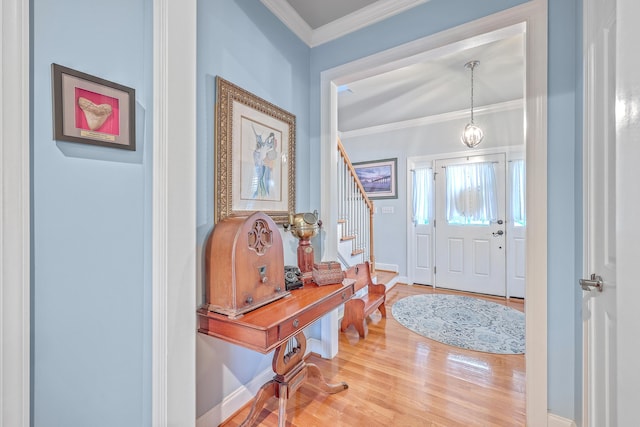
337,138 -> 375,272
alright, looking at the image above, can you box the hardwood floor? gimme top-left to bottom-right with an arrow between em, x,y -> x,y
220,283 -> 525,427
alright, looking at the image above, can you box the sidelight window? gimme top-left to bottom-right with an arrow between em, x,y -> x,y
511,159 -> 526,227
412,167 -> 433,225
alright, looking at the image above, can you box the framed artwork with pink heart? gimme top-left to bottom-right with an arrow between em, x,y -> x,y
52,63 -> 135,150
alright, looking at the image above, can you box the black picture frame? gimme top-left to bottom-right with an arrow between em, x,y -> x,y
353,158 -> 398,199
52,63 -> 136,150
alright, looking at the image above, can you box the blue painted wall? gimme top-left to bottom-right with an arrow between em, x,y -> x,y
548,0 -> 582,421
195,0 -> 311,417
31,0 -> 153,426
29,0 -> 584,424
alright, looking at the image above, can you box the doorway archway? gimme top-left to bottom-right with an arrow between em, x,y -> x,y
319,4 -> 548,424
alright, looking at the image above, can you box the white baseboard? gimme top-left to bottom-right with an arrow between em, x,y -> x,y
196,367 -> 274,427
548,413 -> 577,427
308,337 -> 323,356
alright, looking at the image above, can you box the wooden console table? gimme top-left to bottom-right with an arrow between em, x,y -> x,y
197,281 -> 354,427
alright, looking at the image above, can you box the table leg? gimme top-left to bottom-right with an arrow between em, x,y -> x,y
239,380 -> 276,427
277,383 -> 288,427
305,362 -> 349,394
239,332 -> 348,427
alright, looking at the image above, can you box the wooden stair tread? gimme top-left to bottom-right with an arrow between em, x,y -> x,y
374,270 -> 398,284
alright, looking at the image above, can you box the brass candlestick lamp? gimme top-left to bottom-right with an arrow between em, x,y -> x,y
284,210 -> 322,274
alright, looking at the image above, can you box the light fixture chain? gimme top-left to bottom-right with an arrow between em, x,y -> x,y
470,63 -> 475,123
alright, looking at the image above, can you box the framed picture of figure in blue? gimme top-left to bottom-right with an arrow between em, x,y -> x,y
214,76 -> 296,225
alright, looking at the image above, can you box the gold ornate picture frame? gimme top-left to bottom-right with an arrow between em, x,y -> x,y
215,77 -> 296,224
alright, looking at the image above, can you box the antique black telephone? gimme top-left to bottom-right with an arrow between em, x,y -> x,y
284,265 -> 303,291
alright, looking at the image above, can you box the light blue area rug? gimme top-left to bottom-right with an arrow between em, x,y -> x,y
391,294 -> 525,354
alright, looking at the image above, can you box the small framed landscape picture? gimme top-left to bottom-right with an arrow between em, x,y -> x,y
353,158 -> 398,199
52,63 -> 136,150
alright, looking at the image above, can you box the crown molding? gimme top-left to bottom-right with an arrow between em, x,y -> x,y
260,0 -> 313,45
261,0 -> 429,47
340,99 -> 523,139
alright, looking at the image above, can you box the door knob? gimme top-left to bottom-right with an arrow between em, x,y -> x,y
580,274 -> 603,292
492,230 -> 504,236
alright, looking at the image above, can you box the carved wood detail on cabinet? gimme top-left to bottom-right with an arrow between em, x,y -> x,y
204,212 -> 288,318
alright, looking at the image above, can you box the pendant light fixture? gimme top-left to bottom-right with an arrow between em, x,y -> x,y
461,60 -> 484,148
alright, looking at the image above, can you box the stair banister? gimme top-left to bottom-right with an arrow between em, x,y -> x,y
337,138 -> 375,273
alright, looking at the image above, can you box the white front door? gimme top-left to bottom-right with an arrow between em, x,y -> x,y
583,0 -> 618,424
434,153 -> 506,296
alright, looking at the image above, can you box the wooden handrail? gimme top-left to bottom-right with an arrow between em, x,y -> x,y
337,138 -> 375,273
337,138 -> 373,212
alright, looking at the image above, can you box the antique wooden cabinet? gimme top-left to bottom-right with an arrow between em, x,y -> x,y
204,212 -> 288,318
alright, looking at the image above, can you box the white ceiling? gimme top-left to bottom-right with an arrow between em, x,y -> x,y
261,0 -> 429,47
285,0 -> 379,30
261,0 -> 524,133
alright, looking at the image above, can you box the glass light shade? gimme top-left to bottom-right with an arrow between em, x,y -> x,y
461,122 -> 484,148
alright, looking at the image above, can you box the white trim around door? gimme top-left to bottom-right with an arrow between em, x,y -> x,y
152,0 -> 197,425
1,0 -> 30,425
